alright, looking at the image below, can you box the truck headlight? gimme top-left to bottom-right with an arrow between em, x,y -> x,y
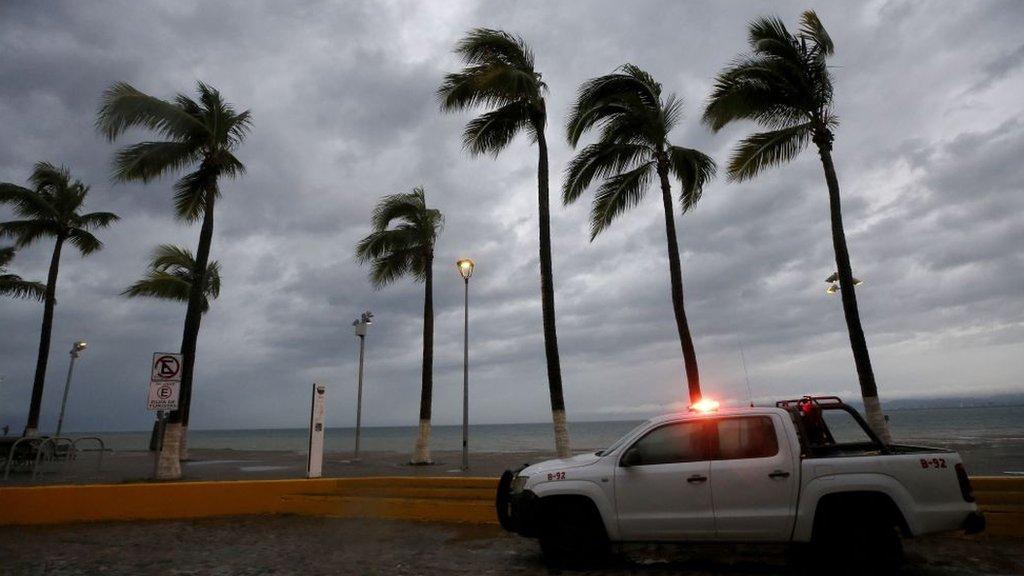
511,475 -> 529,493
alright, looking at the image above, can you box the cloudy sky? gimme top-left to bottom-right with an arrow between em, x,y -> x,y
1,0 -> 1021,436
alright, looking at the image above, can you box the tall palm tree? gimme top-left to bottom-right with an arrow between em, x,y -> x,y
97,81 -> 250,478
0,162 -> 119,436
564,65 -> 716,404
122,244 -> 221,311
356,188 -> 443,464
439,29 -> 571,457
0,247 -> 45,301
703,11 -> 890,442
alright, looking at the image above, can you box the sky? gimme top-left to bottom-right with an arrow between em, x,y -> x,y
1,0 -> 1022,435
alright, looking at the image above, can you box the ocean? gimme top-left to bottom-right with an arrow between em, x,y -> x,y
88,406 -> 1024,474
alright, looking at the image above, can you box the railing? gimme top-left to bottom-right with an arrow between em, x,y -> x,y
2,435 -> 106,481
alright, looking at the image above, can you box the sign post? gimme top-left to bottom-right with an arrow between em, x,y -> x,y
147,353 -> 182,412
307,383 -> 327,478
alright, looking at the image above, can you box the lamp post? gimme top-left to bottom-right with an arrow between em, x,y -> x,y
352,311 -> 373,461
55,341 -> 87,437
456,258 -> 475,471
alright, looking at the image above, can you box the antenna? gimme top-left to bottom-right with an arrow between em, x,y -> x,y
739,344 -> 753,407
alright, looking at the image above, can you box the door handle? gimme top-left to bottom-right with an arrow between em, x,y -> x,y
768,470 -> 791,479
687,474 -> 708,484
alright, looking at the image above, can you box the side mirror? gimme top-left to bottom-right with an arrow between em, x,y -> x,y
621,447 -> 642,467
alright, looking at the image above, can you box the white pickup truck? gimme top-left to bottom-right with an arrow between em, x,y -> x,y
496,396 -> 984,569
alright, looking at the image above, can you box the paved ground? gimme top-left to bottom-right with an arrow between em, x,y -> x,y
2,517 -> 1021,576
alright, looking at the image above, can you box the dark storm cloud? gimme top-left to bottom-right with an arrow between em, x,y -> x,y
1,0 -> 1021,434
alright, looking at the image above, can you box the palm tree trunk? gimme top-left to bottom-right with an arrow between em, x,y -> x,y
656,158 -> 702,404
156,191 -> 215,479
23,237 -> 64,436
412,253 -> 434,464
409,251 -> 434,461
536,125 -> 571,458
814,131 -> 891,443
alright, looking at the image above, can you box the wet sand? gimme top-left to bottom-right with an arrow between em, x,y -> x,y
2,516 -> 1021,575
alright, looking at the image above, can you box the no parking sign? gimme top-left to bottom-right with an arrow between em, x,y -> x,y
147,352 -> 182,410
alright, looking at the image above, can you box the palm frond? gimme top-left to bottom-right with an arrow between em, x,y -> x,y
454,28 -> 534,72
0,274 -> 46,301
356,188 -> 442,288
589,162 -> 655,239
0,183 -> 59,220
799,10 -> 834,55
0,219 -> 59,248
462,101 -> 532,156
122,271 -> 192,303
96,82 -> 207,142
112,141 -> 204,183
727,122 -> 813,182
172,168 -> 217,222
0,246 -> 14,268
667,146 -> 717,212
562,141 -> 649,205
566,66 -> 662,147
77,211 -> 120,230
66,229 -> 103,255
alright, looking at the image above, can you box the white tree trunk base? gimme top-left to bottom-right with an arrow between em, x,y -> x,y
179,425 -> 189,461
863,395 -> 893,444
553,409 -> 571,458
410,419 -> 432,465
23,427 -> 38,437
155,422 -> 183,479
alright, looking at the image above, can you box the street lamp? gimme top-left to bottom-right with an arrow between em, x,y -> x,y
55,341 -> 87,437
352,311 -> 373,461
825,271 -> 863,294
456,258 -> 475,471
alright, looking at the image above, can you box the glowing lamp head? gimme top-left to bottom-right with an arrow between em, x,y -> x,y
689,398 -> 720,413
457,258 -> 475,280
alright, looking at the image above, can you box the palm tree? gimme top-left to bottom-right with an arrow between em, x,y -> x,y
703,11 -> 890,442
0,247 -> 45,301
123,244 -> 221,452
97,81 -> 250,478
564,65 -> 716,404
356,188 -> 443,465
439,29 -> 571,457
122,244 -> 221,311
0,162 -> 119,436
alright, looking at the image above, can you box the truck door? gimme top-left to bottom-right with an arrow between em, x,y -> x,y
614,420 -> 714,541
708,414 -> 799,541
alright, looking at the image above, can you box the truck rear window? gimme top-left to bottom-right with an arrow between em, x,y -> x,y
714,416 -> 778,460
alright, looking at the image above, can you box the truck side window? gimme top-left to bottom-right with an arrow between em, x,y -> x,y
627,421 -> 706,465
715,417 -> 779,460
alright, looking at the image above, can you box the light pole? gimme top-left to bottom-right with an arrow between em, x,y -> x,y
457,258 -> 475,472
352,311 -> 373,461
56,341 -> 87,437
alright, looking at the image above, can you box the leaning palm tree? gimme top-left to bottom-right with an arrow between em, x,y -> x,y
439,29 -> 571,457
97,81 -> 250,478
564,65 -> 716,404
356,188 -> 443,464
123,244 -> 220,452
0,162 -> 119,436
122,245 -> 221,311
0,247 -> 45,301
703,11 -> 890,442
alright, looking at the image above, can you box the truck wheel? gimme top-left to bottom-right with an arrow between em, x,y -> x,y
811,501 -> 904,575
538,498 -> 609,569
496,470 -> 514,531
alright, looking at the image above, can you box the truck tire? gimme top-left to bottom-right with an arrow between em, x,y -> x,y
810,495 -> 904,575
496,470 -> 514,531
537,497 -> 609,569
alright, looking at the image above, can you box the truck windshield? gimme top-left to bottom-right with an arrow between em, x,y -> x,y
596,421 -> 649,456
